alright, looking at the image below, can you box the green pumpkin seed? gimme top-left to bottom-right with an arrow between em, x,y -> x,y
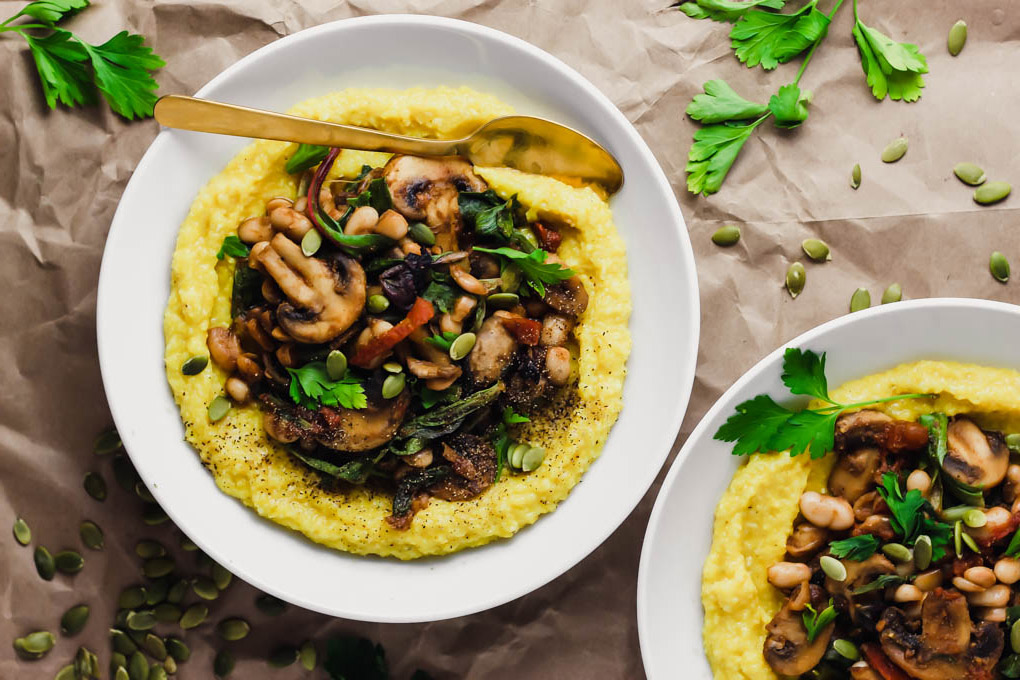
514,227 -> 540,251
216,618 -> 250,642
914,535 -> 933,570
179,535 -> 198,552
325,350 -> 348,381
367,294 -> 390,314
163,657 -> 177,675
819,555 -> 847,582
1012,618 -> 1020,654
111,629 -> 138,655
75,645 -> 100,677
881,137 -> 908,163
785,262 -> 805,299
136,540 -> 166,559
382,361 -> 403,374
112,454 -> 140,491
143,557 -> 174,579
954,520 -> 963,557
1007,433 -> 1020,454
882,543 -> 913,563
211,562 -> 233,590
116,667 -> 130,680
13,517 -> 31,545
128,651 -> 148,680
300,228 -> 322,257
167,579 -> 189,605
142,633 -> 167,661
61,604 -> 90,636
214,650 -> 235,677
382,373 -> 406,400
165,637 -> 190,662
711,225 -> 741,247
953,162 -> 986,186
134,482 -> 155,504
56,664 -> 77,680
154,603 -> 181,624
180,604 -> 208,630
111,651 -> 127,672
148,666 -> 168,680
961,530 -> 980,553
35,545 -> 56,580
193,577 -> 219,601
119,586 -> 148,609
948,19 -> 967,56
881,283 -> 903,305
79,520 -> 104,551
126,610 -> 157,631
55,549 -> 84,574
849,288 -> 871,313
293,640 -> 314,670
268,646 -> 298,668
801,238 -> 831,262
964,508 -> 988,528
208,395 -> 230,422
196,550 -> 213,570
142,505 -> 170,526
975,181 -> 1012,205
500,264 -> 523,293
487,292 -> 520,309
181,356 -> 208,375
850,163 -> 862,190
408,222 -> 435,246
509,442 -> 528,470
83,472 -> 107,501
255,594 -> 286,616
521,446 -> 546,472
114,609 -> 131,627
146,578 -> 169,606
833,638 -> 859,661
990,251 -> 1010,283
94,426 -> 122,455
14,630 -> 55,659
449,333 -> 477,361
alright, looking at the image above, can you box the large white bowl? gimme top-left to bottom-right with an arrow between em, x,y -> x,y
637,298 -> 1020,678
97,15 -> 699,622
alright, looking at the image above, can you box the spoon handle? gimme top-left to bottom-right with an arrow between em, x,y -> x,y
153,95 -> 456,156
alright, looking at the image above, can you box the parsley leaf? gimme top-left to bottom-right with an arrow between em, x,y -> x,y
730,0 -> 830,70
878,472 -> 925,540
774,408 -> 841,458
285,143 -> 329,174
686,120 -> 763,196
801,600 -> 837,642
851,574 -> 904,595
80,30 -> 164,120
503,406 -> 530,425
421,280 -> 458,314
780,348 -> 830,402
768,83 -> 811,129
472,246 -> 574,297
686,79 -> 769,124
673,0 -> 785,24
715,394 -> 796,457
459,190 -> 518,242
9,0 -> 88,24
424,331 -> 457,352
23,30 -> 94,109
216,235 -> 249,260
829,534 -> 880,561
852,17 -> 927,102
286,362 -> 367,410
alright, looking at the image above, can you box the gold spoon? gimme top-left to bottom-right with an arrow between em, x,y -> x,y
153,95 -> 623,194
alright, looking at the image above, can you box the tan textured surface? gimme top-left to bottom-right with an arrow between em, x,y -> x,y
1,0 -> 1018,677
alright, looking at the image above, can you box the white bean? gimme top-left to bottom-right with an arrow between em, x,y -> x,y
767,562 -> 812,589
967,584 -> 1011,608
995,557 -> 1020,585
799,491 -> 855,530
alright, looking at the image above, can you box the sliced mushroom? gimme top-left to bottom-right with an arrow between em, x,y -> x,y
835,410 -> 930,453
543,275 -> 589,318
407,327 -> 462,390
763,584 -> 834,676
316,389 -> 411,453
262,409 -> 301,444
786,523 -> 828,561
207,327 -> 241,372
429,434 -> 497,502
251,234 -> 366,344
829,447 -> 882,504
944,417 -> 1009,489
467,315 -> 518,386
921,587 -> 971,655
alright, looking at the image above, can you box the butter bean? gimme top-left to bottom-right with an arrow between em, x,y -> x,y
768,562 -> 812,589
967,584 -> 1011,608
964,566 -> 997,589
995,558 -> 1020,585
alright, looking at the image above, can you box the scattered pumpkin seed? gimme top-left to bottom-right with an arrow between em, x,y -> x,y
710,225 -> 741,247
134,482 -> 155,504
126,610 -> 157,631
214,649 -> 235,677
299,640 -> 317,670
193,577 -> 219,601
167,579 -> 189,605
60,604 -> 90,636
143,557 -> 175,579
178,535 -> 198,552
56,664 -> 76,680
953,162 -> 986,186
128,651 -> 148,680
947,19 -> 967,56
135,540 -> 165,559
163,657 -> 177,675
882,543 -> 913,563
1007,433 -> 1020,454
300,227 -> 322,257
111,651 -> 127,672
35,545 -> 56,580
509,442 -> 528,470
142,633 -> 167,661
165,637 -> 190,662
801,238 -> 831,262
382,361 -> 403,374
83,472 -> 107,501
14,630 -> 56,659
54,549 -> 84,574
367,294 -> 390,314
975,181 -> 1012,205
990,251 -> 1010,283
819,555 -> 847,582
112,455 -> 140,492
93,427 -> 122,455
833,639 -> 859,661
850,163 -> 861,190
114,609 -> 131,627
961,530 -> 980,553
111,629 -> 138,655
196,550 -> 213,570
154,604 -> 181,624
521,446 -> 546,472
881,137 -> 908,163
487,292 -> 520,309
119,586 -> 148,610
79,520 -> 104,550
216,618 -> 250,642
449,332 -> 477,361
914,535 -> 933,570
381,373 -> 406,400
13,517 -> 31,545
785,262 -> 805,298
325,350 -> 348,381
207,395 -> 230,422
515,226 -> 540,251
954,520 -> 963,557
142,505 -> 170,526
1012,618 -> 1020,654
76,646 -> 100,678
148,666 -> 168,680
964,508 -> 988,528
211,562 -> 233,590
181,355 -> 208,375
881,283 -> 902,304
180,604 -> 208,630
268,646 -> 298,668
115,667 -> 130,680
255,594 -> 286,616
408,221 -> 435,246
147,580 -> 170,607
849,288 -> 871,313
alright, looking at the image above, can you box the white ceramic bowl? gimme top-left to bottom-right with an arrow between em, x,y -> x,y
637,298 -> 1020,678
97,16 -> 699,622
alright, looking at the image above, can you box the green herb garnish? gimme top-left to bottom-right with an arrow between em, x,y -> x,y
829,534 -> 879,561
421,280 -> 458,314
286,362 -> 367,410
801,600 -> 837,642
877,472 -> 953,560
852,2 -> 928,102
459,190 -> 519,242
673,0 -> 785,24
216,235 -> 249,260
473,246 -> 574,297
730,0 -> 830,71
285,143 -> 329,174
348,177 -> 392,214
686,79 -> 769,123
502,406 -> 530,425
1005,529 -> 1020,559
851,574 -> 904,595
424,331 -> 458,352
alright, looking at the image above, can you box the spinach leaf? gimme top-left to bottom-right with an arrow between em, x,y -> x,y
459,190 -> 518,242
349,177 -> 393,214
288,449 -> 373,484
421,280 -> 458,314
398,383 -> 503,438
392,466 -> 451,517
285,143 -> 329,174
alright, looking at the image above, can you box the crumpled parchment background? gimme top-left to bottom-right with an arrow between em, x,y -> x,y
1,0 -> 1018,677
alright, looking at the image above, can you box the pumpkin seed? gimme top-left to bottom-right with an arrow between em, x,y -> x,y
80,520 -> 104,550
710,225 -> 741,247
126,610 -> 157,631
882,543 -> 913,563
881,283 -> 903,305
964,508 -> 988,528
75,646 -> 100,678
163,657 -> 177,675
55,549 -> 84,574
300,227 -> 322,257
142,633 -> 167,661
914,535 -> 933,570
148,666 -> 168,680
112,454 -> 140,491
179,535 -> 198,552
111,651 -> 127,672
135,540 -> 165,559
785,262 -> 805,298
268,646 -> 298,668
449,333 -> 477,361
128,651 -> 148,680
165,637 -> 190,662
216,618 -> 250,642
144,576 -> 168,603
801,238 -> 831,262
515,227 -> 540,251
211,562 -> 233,591
116,667 -> 130,680
181,356 -> 208,375
61,604 -> 90,636
1007,433 -> 1020,454
142,505 -> 170,526
35,545 -> 56,580
193,577 -> 219,601
881,137 -> 908,163
14,630 -> 55,659
990,251 -> 1010,283
167,579 -> 189,605
255,594 -> 286,616
208,395 -> 230,422
849,288 -> 871,313
196,550 -> 213,570
408,221 -> 435,246
833,638 -> 859,661
850,163 -> 862,190
954,521 -> 963,557
487,292 -> 520,309
83,472 -> 107,501
381,373 -> 406,400
180,604 -> 208,630
214,650 -> 235,677
500,264 -> 523,292
56,664 -> 76,680
509,442 -> 528,470
143,557 -> 174,579
324,349 -> 348,381
111,629 -> 138,655
382,361 -> 403,374
953,162 -> 986,186
13,517 -> 31,545
94,426 -> 122,455
135,482 -> 155,504
367,294 -> 390,314
154,603 -> 181,624
947,19 -> 967,56
521,446 -> 546,472
961,530 -> 980,553
299,640 -> 317,670
975,181 -> 1012,205
119,586 -> 148,609
1012,618 -> 1020,654
819,555 -> 847,582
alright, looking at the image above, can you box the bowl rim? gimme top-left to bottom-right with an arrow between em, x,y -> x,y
636,297 -> 1020,675
97,13 -> 701,622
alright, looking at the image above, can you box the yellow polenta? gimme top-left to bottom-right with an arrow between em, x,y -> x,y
163,87 -> 631,559
702,361 -> 1020,680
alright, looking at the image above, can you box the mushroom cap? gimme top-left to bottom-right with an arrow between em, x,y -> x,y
383,155 -> 486,221
829,447 -> 882,504
763,584 -> 834,676
467,315 -> 518,387
785,522 -> 828,560
543,275 -> 589,319
316,389 -> 411,453
944,417 -> 1009,489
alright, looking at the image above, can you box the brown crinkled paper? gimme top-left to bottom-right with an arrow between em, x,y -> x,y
0,0 -> 1017,677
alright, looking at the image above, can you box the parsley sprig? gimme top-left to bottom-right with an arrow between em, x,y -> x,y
2,0 -> 165,119
714,348 -> 933,458
287,362 -> 367,411
473,246 -> 574,297
801,599 -> 837,642
829,534 -> 879,561
877,472 -> 953,560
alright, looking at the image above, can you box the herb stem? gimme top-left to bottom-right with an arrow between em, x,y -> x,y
0,23 -> 52,32
793,0 -> 847,87
811,393 -> 935,414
